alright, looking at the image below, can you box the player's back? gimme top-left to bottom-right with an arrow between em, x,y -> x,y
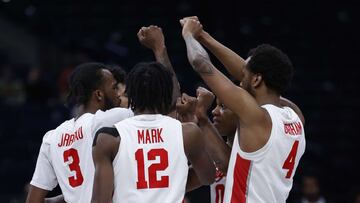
31,107 -> 133,203
113,114 -> 188,203
224,104 -> 306,203
45,113 -> 95,203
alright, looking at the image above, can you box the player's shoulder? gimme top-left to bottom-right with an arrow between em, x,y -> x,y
43,118 -> 75,143
94,107 -> 134,119
93,127 -> 120,147
181,122 -> 201,138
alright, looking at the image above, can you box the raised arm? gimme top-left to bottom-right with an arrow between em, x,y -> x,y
181,19 -> 271,152
181,19 -> 267,127
91,128 -> 119,203
137,25 -> 181,111
181,16 -> 246,81
195,87 -> 231,173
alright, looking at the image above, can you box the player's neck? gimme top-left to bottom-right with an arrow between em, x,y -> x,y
75,104 -> 101,120
255,91 -> 281,107
134,109 -> 160,116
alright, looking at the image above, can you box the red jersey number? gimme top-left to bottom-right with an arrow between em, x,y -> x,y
282,140 -> 299,179
63,148 -> 84,187
135,148 -> 169,189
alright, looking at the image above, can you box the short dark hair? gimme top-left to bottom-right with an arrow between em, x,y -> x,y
247,44 -> 294,94
109,65 -> 127,84
126,62 -> 173,114
66,62 -> 108,106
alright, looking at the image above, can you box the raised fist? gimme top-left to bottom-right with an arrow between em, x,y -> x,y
137,25 -> 165,51
180,18 -> 203,39
196,87 -> 215,119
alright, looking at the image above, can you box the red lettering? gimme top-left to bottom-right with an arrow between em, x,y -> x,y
138,130 -> 144,144
58,134 -> 65,147
151,129 -> 157,143
284,122 -> 302,136
157,128 -> 164,143
64,133 -> 70,146
145,130 -> 151,144
78,127 -> 83,139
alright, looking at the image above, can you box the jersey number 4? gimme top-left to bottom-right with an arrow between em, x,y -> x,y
135,148 -> 169,189
63,148 -> 84,187
282,140 -> 299,179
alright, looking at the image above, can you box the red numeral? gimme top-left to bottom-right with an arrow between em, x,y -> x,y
135,148 -> 169,189
282,140 -> 299,179
135,149 -> 148,189
215,184 -> 225,203
63,148 -> 84,187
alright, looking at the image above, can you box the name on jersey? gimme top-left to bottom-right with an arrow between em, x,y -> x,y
58,127 -> 84,147
284,122 -> 302,136
137,128 -> 164,144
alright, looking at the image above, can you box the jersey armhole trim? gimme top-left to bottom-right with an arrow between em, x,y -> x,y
237,106 -> 276,160
93,127 -> 119,146
30,180 -> 56,191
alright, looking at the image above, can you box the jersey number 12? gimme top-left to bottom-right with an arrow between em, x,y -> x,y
135,148 -> 169,189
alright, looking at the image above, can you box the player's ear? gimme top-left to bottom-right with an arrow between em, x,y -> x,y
252,73 -> 263,88
94,90 -> 103,101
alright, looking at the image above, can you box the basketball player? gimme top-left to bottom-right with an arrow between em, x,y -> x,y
109,65 -> 128,108
181,18 -> 306,202
26,63 -> 134,203
91,62 -> 215,203
177,87 -> 237,203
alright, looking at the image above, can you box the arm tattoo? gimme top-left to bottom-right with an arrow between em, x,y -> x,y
192,56 -> 214,75
184,35 -> 214,75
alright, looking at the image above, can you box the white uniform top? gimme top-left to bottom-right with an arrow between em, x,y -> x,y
112,114 -> 188,203
30,108 -> 133,203
210,169 -> 227,203
224,105 -> 306,203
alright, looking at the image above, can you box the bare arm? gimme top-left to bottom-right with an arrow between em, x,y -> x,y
199,31 -> 246,81
45,195 -> 66,203
176,90 -> 230,173
26,186 -> 49,203
186,166 -> 203,192
196,87 -> 231,173
181,19 -> 271,152
137,25 -> 181,111
181,16 -> 246,81
91,130 -> 119,203
183,122 -> 215,185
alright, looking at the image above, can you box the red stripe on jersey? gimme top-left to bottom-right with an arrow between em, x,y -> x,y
230,154 -> 251,203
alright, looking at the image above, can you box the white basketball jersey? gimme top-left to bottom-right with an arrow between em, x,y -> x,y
30,108 -> 133,203
210,169 -> 227,203
224,105 -> 306,203
112,114 -> 188,203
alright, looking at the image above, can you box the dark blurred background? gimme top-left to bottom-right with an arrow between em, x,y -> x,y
0,0 -> 359,202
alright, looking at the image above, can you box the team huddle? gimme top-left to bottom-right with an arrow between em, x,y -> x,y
26,16 -> 306,203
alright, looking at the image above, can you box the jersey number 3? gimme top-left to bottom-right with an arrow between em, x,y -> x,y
282,140 -> 299,179
135,148 -> 169,189
63,148 -> 84,187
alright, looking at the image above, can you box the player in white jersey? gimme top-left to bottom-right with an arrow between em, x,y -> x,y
181,17 -> 306,202
176,87 -> 236,202
26,63 -> 134,203
91,62 -> 215,203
